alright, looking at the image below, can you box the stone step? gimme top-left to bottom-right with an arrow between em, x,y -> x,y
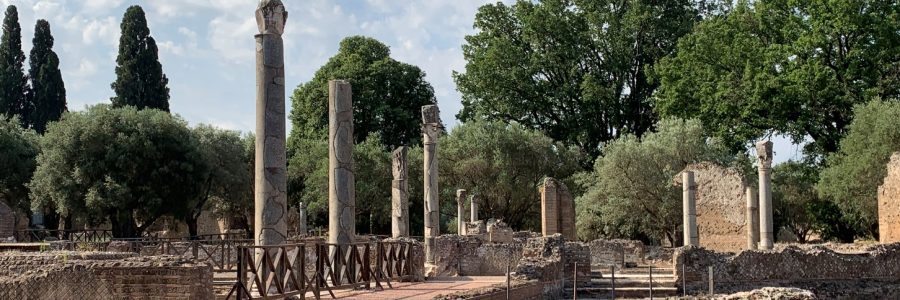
588,279 -> 676,288
569,286 -> 680,298
592,268 -> 674,276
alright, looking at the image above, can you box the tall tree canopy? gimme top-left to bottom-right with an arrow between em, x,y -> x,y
289,36 -> 435,150
653,0 -> 900,158
28,19 -> 66,134
0,5 -> 28,124
0,115 -> 38,214
454,0 -> 701,160
29,105 -> 205,238
818,99 -> 900,238
110,5 -> 170,112
186,125 -> 252,238
575,118 -> 735,244
439,121 -> 582,230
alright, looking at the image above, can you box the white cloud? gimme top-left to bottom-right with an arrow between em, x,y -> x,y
78,16 -> 119,47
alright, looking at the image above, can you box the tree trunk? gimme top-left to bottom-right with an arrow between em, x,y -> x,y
186,217 -> 199,240
110,210 -> 138,238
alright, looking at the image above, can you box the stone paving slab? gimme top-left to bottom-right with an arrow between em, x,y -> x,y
308,276 -> 506,300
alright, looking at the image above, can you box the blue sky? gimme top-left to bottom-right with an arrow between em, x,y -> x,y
4,0 -> 802,163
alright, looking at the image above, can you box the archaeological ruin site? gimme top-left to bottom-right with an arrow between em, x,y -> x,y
1,0 -> 899,299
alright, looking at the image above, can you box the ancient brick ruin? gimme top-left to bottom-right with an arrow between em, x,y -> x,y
879,152 -> 900,243
677,162 -> 750,252
540,177 -> 576,241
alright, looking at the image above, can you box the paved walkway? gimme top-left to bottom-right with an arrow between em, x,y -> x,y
310,276 -> 506,300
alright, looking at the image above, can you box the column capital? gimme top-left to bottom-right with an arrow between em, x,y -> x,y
756,140 -> 773,170
256,0 -> 287,35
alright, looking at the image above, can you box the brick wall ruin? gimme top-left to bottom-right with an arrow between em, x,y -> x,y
430,235 -> 523,276
675,244 -> 900,296
0,251 -> 213,299
588,239 -> 644,267
514,234 -> 590,289
540,178 -> 576,240
879,152 -> 900,243
676,162 -> 749,252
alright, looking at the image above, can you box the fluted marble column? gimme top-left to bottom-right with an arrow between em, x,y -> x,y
422,104 -> 442,264
757,141 -> 774,250
456,189 -> 467,235
746,187 -> 759,250
254,0 -> 288,247
391,146 -> 409,238
328,80 -> 355,246
683,171 -> 699,246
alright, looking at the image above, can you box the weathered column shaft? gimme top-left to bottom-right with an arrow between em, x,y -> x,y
456,189 -> 467,235
470,196 -> 478,223
422,104 -> 442,264
328,80 -> 355,246
540,178 -> 560,236
391,146 -> 409,238
682,171 -> 698,247
254,0 -> 288,247
298,202 -> 307,236
757,141 -> 774,250
746,186 -> 759,250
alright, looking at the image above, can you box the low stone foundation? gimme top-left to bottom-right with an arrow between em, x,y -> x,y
0,251 -> 213,299
675,244 -> 900,298
514,234 -> 590,297
431,235 -> 523,276
588,239 -> 644,267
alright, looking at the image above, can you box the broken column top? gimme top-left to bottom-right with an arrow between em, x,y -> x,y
456,189 -> 467,203
756,140 -> 773,169
421,104 -> 442,125
256,0 -> 287,35
392,146 -> 408,179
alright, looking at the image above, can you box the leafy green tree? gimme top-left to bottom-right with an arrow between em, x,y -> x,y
287,135 -> 393,235
28,20 -> 66,134
186,125 -> 252,238
439,121 -> 582,230
576,118 -> 734,245
289,36 -> 435,150
110,5 -> 170,112
0,115 -> 38,215
29,105 -> 205,237
454,0 -> 701,160
653,0 -> 900,157
772,160 -> 820,242
818,99 -> 900,238
0,5 -> 28,124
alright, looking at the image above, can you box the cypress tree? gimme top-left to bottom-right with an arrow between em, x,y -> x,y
28,19 -> 66,134
0,5 -> 29,123
110,5 -> 169,112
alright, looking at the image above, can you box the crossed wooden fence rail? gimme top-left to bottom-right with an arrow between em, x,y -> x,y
14,229 -> 118,243
226,241 -> 416,299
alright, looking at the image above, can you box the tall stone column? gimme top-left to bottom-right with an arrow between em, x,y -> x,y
391,146 -> 409,238
540,178 -> 560,236
757,141 -> 774,250
328,80 -> 355,246
422,104 -> 442,264
470,195 -> 478,223
746,187 -> 759,250
298,202 -> 307,237
682,171 -> 698,246
254,0 -> 288,247
456,189 -> 467,235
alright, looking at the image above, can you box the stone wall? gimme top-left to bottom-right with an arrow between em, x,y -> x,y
879,152 -> 900,243
676,162 -> 749,252
0,251 -> 213,299
588,239 -> 645,267
514,234 -> 590,292
431,235 -> 523,276
674,244 -> 900,295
